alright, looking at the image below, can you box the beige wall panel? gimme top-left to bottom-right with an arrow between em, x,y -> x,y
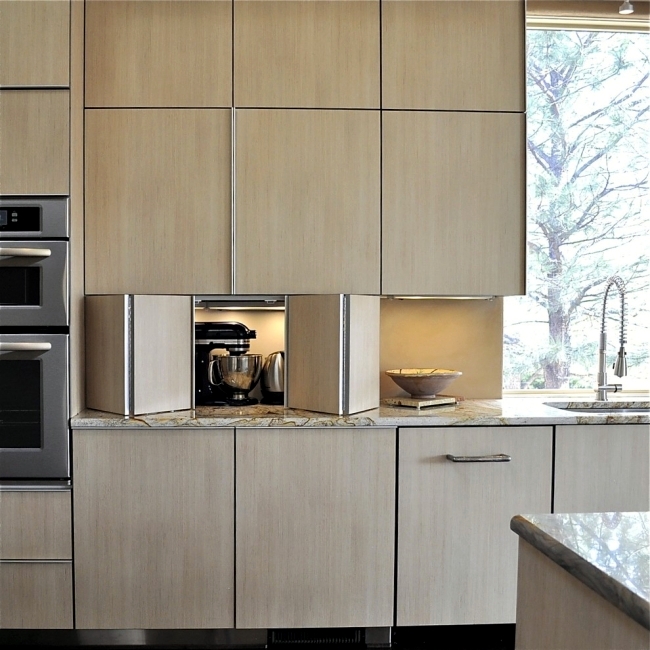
85,0 -> 231,107
236,428 -> 395,628
382,111 -> 525,296
0,90 -> 69,195
70,0 -> 85,415
382,0 -> 524,111
397,427 -> 552,626
85,295 -> 127,415
0,0 -> 70,87
85,109 -> 231,294
555,424 -> 650,513
0,562 -> 73,629
380,297 -> 503,399
515,539 -> 650,650
0,491 -> 71,560
236,109 -> 380,294
235,1 -> 379,108
286,295 -> 342,414
133,295 -> 193,414
347,295 -> 380,413
73,428 -> 235,629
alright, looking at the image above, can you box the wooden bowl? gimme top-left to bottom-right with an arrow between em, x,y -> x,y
385,368 -> 462,398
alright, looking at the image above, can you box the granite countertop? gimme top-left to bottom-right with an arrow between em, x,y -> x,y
71,397 -> 650,428
511,512 -> 650,630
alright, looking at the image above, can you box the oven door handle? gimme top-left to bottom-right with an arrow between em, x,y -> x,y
0,247 -> 52,258
0,342 -> 52,352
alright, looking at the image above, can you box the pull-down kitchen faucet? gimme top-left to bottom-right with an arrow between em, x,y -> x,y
596,275 -> 627,401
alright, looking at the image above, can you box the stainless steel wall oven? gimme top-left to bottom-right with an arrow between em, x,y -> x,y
0,198 -> 70,479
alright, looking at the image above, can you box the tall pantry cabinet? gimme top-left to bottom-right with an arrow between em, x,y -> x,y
83,0 -> 526,296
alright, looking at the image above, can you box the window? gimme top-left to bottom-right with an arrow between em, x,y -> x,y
504,28 -> 649,391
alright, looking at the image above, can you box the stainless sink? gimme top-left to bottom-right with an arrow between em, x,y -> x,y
545,401 -> 650,414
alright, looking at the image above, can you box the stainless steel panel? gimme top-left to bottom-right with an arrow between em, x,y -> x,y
0,334 -> 69,479
0,197 -> 68,238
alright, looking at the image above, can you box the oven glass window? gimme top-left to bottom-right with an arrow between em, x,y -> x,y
0,360 -> 42,448
0,267 -> 40,306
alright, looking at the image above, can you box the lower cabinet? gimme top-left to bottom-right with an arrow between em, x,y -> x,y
554,424 -> 650,513
235,427 -> 396,628
0,562 -> 73,629
0,487 -> 73,629
396,426 -> 553,626
73,428 -> 234,629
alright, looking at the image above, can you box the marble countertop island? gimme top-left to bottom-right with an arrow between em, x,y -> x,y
71,397 -> 650,428
511,511 -> 650,631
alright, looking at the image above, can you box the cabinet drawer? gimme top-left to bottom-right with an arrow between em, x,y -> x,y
397,426 -> 552,626
0,561 -> 73,629
0,490 -> 72,559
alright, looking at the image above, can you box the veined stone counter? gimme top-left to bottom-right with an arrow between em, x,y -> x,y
511,512 -> 649,631
71,398 -> 650,428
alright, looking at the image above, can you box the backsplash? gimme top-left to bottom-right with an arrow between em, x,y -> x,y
380,298 -> 503,400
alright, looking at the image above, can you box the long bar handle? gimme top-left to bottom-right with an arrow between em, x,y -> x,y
446,453 -> 511,463
0,342 -> 52,352
0,247 -> 52,258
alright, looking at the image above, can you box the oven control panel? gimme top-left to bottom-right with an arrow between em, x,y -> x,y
0,206 -> 41,232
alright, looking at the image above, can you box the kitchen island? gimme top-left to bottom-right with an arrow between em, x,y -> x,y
511,511 -> 650,650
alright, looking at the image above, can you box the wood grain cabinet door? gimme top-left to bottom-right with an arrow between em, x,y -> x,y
0,0 -> 70,87
73,428 -> 235,629
235,109 -> 380,294
235,0 -> 379,108
397,426 -> 553,626
382,0 -> 525,111
85,0 -> 231,107
85,109 -> 231,294
382,111 -> 526,296
0,563 -> 73,629
0,90 -> 69,195
555,424 -> 650,513
236,427 -> 396,628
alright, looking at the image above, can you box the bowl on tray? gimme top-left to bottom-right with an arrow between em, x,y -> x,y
385,368 -> 462,398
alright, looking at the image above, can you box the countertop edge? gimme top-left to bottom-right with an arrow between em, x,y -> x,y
510,514 -> 650,631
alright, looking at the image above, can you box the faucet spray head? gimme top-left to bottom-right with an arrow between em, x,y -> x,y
613,346 -> 627,378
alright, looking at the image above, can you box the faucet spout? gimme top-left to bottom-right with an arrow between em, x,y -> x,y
596,276 -> 627,401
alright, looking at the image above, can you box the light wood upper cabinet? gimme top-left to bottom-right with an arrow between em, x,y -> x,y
235,109 -> 380,294
554,424 -> 650,513
0,0 -> 70,88
382,0 -> 525,111
85,109 -> 231,294
236,427 -> 395,628
0,90 -> 69,195
397,426 -> 552,626
382,111 -> 526,296
73,428 -> 235,629
85,0 -> 231,107
235,0 -> 379,108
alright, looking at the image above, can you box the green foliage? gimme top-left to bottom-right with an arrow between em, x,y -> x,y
504,29 -> 649,390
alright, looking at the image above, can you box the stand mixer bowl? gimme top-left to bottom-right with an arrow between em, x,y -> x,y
210,353 -> 263,401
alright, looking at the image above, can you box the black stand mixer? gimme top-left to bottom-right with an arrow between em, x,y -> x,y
195,322 -> 261,406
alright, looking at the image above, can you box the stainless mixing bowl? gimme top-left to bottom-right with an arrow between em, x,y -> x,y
210,353 -> 263,400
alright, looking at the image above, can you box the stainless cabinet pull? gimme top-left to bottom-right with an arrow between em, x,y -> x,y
0,342 -> 52,352
0,247 -> 52,258
446,453 -> 511,463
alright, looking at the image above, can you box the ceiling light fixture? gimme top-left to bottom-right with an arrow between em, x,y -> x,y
619,1 -> 634,14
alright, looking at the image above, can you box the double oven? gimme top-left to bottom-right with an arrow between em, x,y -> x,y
0,198 -> 69,479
